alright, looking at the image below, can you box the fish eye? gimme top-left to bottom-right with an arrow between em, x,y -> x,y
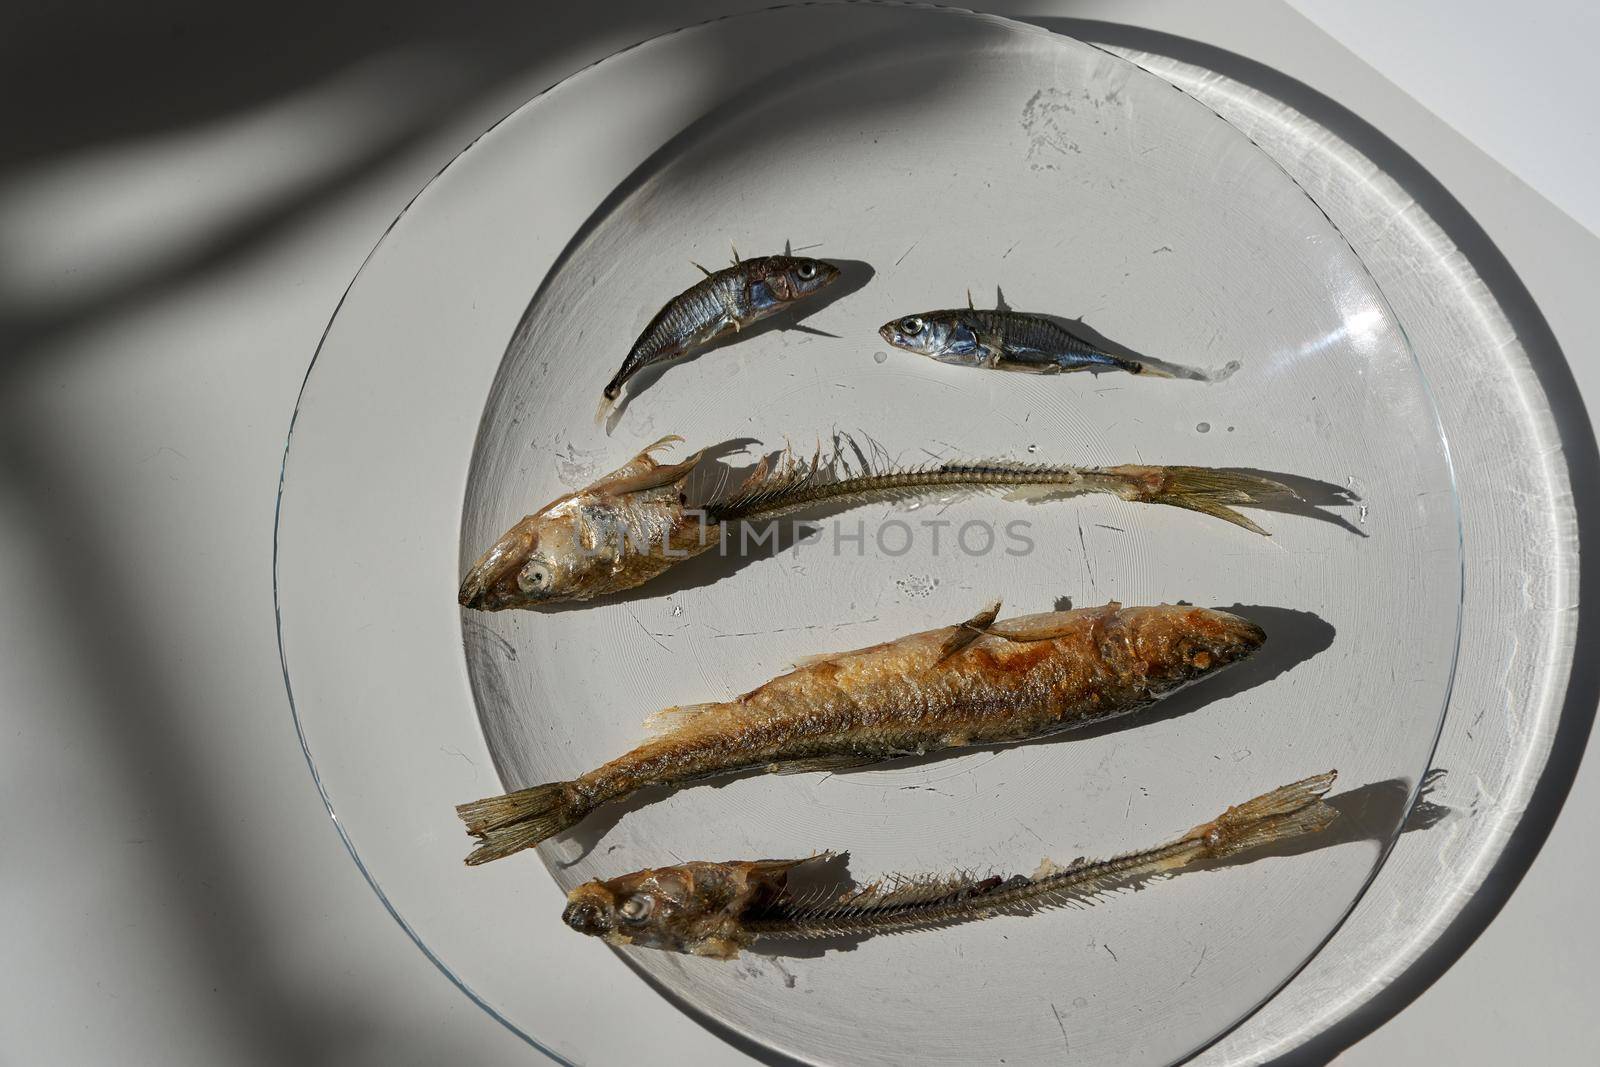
619,894 -> 654,925
796,262 -> 817,280
900,316 -> 925,336
519,561 -> 552,593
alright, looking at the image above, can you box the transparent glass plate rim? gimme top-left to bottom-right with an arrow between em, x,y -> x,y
272,4 -> 1466,1064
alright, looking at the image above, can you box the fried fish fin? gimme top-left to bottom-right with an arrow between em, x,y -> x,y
986,601 -> 1121,643
591,436 -> 703,496
937,599 -> 1003,662
642,702 -> 723,733
769,755 -> 884,776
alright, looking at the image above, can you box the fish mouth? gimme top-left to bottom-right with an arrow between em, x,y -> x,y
877,323 -> 898,345
562,899 -> 613,936
459,519 -> 539,610
1197,608 -> 1267,660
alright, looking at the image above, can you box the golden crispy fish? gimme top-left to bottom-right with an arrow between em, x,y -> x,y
561,772 -> 1337,958
458,436 -> 1299,609
455,600 -> 1266,864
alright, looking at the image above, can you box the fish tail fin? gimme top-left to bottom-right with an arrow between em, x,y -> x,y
1097,464 -> 1299,535
1199,771 -> 1339,859
1125,359 -> 1174,379
594,394 -> 616,427
456,781 -> 580,866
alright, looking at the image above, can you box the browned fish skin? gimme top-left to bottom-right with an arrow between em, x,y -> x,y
455,602 -> 1266,864
561,773 -> 1337,958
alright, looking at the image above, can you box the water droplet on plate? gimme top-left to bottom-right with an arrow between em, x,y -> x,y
1026,444 -> 1038,454
1196,422 -> 1210,433
670,604 -> 684,617
1358,504 -> 1369,524
873,350 -> 888,364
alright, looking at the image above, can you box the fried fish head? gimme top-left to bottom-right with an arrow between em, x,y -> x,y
562,859 -> 804,959
1117,604 -> 1267,681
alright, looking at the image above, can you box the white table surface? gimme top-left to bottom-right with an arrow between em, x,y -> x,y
2,2 -> 1594,1063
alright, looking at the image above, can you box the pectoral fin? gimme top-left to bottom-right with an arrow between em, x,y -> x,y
769,755 -> 881,776
593,435 -> 705,496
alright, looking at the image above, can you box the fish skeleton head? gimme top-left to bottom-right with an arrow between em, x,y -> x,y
562,859 -> 802,959
456,498 -> 616,608
747,255 -> 841,311
878,311 -> 983,365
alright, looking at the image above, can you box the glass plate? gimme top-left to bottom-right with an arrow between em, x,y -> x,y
275,5 -> 1461,1065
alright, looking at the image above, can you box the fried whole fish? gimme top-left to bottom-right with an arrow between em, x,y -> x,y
598,251 -> 841,420
458,436 -> 1297,609
879,302 -> 1160,377
561,772 -> 1337,957
455,601 -> 1267,864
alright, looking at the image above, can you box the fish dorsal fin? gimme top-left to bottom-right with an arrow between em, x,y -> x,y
791,644 -> 874,669
691,260 -> 712,277
783,238 -> 792,256
745,854 -> 830,881
642,701 -> 723,734
966,288 -> 975,311
791,630 -> 895,669
985,602 -> 1119,644
937,599 -> 1003,661
994,285 -> 1011,312
730,240 -> 741,266
591,435 -> 703,496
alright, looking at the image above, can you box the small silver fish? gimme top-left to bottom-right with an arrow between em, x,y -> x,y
879,298 -> 1163,377
598,250 -> 841,420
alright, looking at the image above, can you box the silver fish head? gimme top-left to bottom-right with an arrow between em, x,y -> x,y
748,255 -> 841,307
878,311 -> 977,364
456,500 -> 606,609
563,859 -> 803,959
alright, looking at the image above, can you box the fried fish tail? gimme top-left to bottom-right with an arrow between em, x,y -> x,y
1082,464 -> 1300,536
1193,769 -> 1340,858
456,781 -> 581,865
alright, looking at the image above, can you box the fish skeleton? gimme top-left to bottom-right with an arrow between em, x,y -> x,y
879,296 -> 1162,377
598,250 -> 841,421
560,771 -> 1338,958
458,435 -> 1298,609
455,600 -> 1267,864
